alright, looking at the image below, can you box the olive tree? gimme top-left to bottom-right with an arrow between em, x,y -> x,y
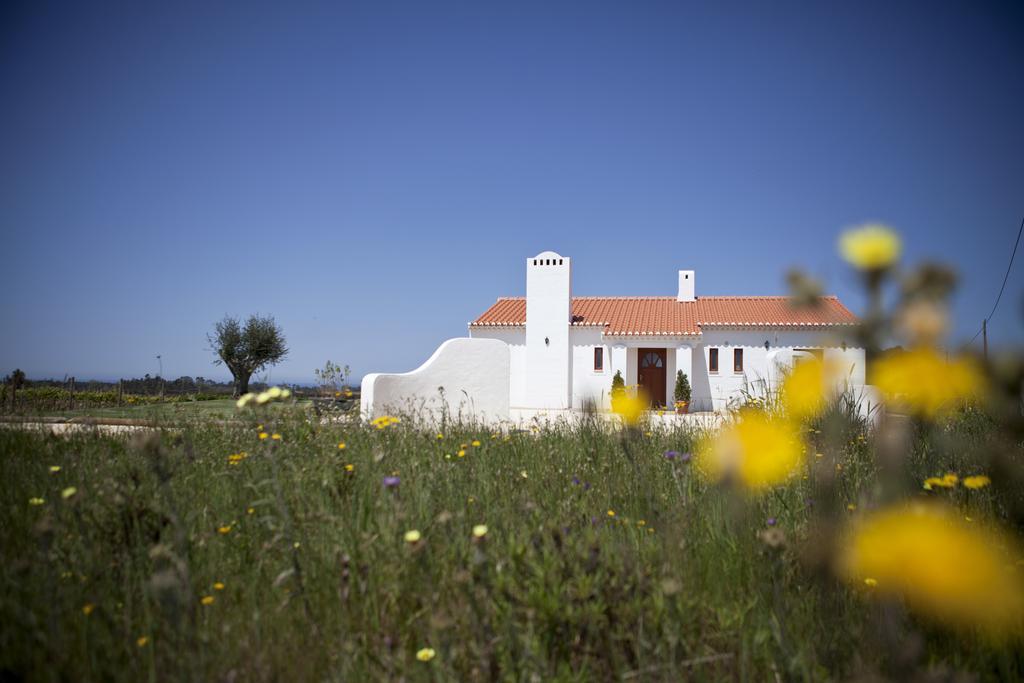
208,315 -> 288,396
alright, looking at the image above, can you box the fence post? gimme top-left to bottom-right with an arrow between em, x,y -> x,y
70,377 -> 76,411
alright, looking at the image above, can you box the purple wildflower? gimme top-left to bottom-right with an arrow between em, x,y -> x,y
583,481 -> 592,491
767,517 -> 777,527
679,452 -> 692,463
664,450 -> 678,460
382,476 -> 401,489
572,475 -> 581,486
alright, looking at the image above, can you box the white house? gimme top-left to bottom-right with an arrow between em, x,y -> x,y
361,251 -> 865,420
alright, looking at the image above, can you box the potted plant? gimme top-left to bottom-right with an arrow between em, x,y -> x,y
674,370 -> 691,414
611,370 -> 625,402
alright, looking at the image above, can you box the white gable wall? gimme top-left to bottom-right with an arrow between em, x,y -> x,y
468,326 -> 527,407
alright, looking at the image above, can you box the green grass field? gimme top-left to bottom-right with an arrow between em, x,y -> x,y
0,406 -> 1021,681
5,398 -> 317,421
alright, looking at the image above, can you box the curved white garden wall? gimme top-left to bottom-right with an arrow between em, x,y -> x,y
361,338 -> 510,422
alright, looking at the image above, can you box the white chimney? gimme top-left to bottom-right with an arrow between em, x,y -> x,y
525,251 -> 572,409
677,270 -> 695,302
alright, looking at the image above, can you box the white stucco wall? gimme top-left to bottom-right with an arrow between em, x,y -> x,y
360,337 -> 510,421
569,328 -> 611,409
469,327 -> 527,407
690,328 -> 864,412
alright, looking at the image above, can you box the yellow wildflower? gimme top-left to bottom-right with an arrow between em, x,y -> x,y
344,390 -> 353,398
472,524 -> 488,538
404,529 -> 422,544
82,603 -> 95,616
246,507 -> 255,515
49,465 -> 61,473
607,509 -> 616,517
611,389 -> 647,425
200,595 -> 215,606
837,503 -> 1024,636
213,582 -> 225,591
416,647 -> 436,662
344,463 -> 354,472
236,393 -> 255,408
28,497 -> 44,506
217,525 -> 232,535
520,470 -> 528,479
137,636 -> 149,648
271,433 -> 281,441
780,359 -> 841,420
871,348 -> 985,418
436,433 -> 443,439
457,450 -> 466,458
337,442 -> 346,450
256,391 -> 271,405
839,223 -> 902,270
258,432 -> 269,440
695,409 -> 804,492
863,578 -> 878,588
964,475 -> 991,490
471,440 -> 481,447
61,487 -> 77,500
942,473 -> 959,487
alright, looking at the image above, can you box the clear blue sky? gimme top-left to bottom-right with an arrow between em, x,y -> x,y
1,1 -> 1022,384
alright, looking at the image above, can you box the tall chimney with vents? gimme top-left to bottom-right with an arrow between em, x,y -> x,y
525,251 -> 572,409
677,270 -> 695,302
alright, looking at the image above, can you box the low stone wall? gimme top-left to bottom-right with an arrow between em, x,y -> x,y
360,338 -> 511,422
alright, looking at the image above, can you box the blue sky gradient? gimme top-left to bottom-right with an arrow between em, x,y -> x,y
1,1 -> 1022,383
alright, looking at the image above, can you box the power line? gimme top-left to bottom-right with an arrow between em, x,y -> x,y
984,215 -> 1024,323
962,214 -> 1024,351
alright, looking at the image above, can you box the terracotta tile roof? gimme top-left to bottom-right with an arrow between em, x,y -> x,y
469,296 -> 858,336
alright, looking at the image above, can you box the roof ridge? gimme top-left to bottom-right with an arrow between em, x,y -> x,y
493,295 -> 841,301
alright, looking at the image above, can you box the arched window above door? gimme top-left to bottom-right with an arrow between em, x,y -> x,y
640,351 -> 663,368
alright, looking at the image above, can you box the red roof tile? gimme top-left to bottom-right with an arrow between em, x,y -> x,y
469,296 -> 857,336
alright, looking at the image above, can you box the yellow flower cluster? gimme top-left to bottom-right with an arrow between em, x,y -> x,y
871,348 -> 985,418
227,451 -> 248,466
371,415 -> 400,430
236,386 -> 292,408
837,503 -> 1024,636
923,473 -> 990,491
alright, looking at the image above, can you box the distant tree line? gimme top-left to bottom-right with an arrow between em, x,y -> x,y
16,375 -> 269,396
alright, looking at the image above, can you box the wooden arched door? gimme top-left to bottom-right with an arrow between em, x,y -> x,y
637,348 -> 667,407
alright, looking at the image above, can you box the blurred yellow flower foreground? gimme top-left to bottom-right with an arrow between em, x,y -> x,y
839,223 -> 902,270
780,358 -> 845,420
871,347 -> 985,417
837,503 -> 1024,637
611,387 -> 648,425
696,410 -> 804,491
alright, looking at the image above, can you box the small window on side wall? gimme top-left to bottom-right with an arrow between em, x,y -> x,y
734,348 -> 743,373
709,347 -> 719,373
594,347 -> 604,372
